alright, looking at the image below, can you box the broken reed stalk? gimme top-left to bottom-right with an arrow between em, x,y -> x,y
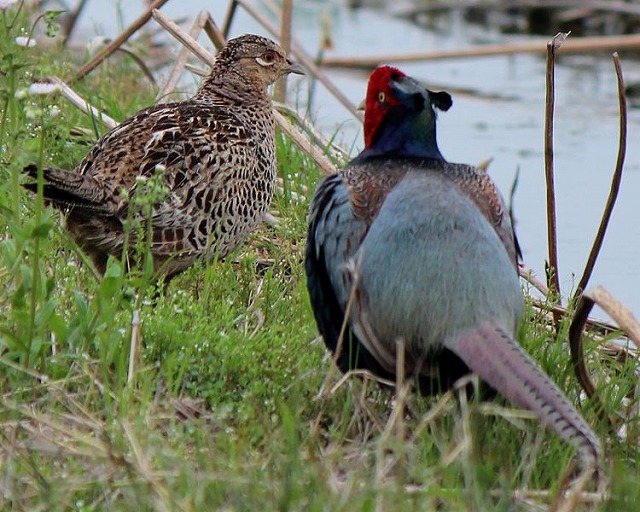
112,45 -> 157,86
48,77 -> 118,129
574,53 -> 627,296
127,310 -> 141,385
530,297 -> 621,337
570,285 -> 640,399
391,337 -> 407,441
274,101 -> 348,161
152,9 -> 215,67
221,0 -> 239,38
396,0 -> 640,19
202,14 -> 226,52
306,13 -> 333,117
320,33 -> 640,68
273,0 -> 293,103
74,0 -> 171,81
156,10 -> 209,101
61,0 -> 87,46
519,266 -> 549,296
544,33 -> 565,319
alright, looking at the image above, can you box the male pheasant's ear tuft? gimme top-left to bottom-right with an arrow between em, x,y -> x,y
429,90 -> 453,112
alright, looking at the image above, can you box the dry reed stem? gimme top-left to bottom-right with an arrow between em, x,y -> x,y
441,385 -> 471,467
233,0 -> 359,119
409,390 -> 456,441
1,398 -> 110,457
570,285 -> 640,399
74,0 -> 171,81
574,53 -> 627,296
61,0 -> 88,45
396,0 -> 640,18
320,33 -> 640,68
273,111 -> 337,177
45,77 -> 118,129
530,298 -> 621,337
520,266 -> 550,296
151,9 -> 215,67
127,310 -> 141,386
318,253 -> 364,400
544,32 -> 567,313
202,13 -> 226,52
273,0 -> 293,103
388,337 -> 407,441
221,0 -> 239,38
274,101 -> 349,162
122,421 -> 178,512
549,461 -> 597,512
156,10 -> 209,101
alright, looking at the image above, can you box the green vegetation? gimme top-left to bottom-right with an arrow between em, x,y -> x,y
1,5 -> 638,511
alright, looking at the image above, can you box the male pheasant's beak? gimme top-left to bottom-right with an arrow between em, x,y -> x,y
285,60 -> 305,75
356,99 -> 365,111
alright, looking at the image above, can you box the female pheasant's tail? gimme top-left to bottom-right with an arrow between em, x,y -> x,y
22,164 -> 112,215
449,322 -> 602,477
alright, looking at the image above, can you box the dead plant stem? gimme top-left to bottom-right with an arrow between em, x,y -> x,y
575,53 -> 627,295
544,33 -> 566,322
74,0 -> 171,81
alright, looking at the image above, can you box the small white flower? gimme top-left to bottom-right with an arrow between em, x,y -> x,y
24,105 -> 42,120
29,82 -> 61,95
15,36 -> 36,48
14,88 -> 27,100
49,106 -> 61,118
0,0 -> 18,12
87,36 -> 108,54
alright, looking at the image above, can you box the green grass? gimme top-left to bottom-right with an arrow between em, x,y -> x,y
1,4 -> 639,511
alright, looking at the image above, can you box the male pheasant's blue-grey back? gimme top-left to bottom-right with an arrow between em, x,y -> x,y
23,34 -> 303,280
305,66 -> 601,476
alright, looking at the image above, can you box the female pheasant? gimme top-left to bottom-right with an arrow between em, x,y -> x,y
23,34 -> 303,280
305,66 -> 601,475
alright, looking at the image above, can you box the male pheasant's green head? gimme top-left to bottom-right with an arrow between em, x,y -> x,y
211,34 -> 304,89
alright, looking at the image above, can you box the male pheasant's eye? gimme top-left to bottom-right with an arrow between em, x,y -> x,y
378,92 -> 386,103
257,51 -> 276,67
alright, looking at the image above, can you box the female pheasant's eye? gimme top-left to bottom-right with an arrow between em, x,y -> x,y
378,92 -> 386,103
257,51 -> 276,67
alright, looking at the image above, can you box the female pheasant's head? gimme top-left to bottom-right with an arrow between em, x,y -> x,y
362,66 -> 452,159
200,34 -> 304,98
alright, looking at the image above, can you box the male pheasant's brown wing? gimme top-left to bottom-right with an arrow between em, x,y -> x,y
443,163 -> 519,268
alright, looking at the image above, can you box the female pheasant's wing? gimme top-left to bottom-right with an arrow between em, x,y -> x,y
133,103 -> 260,258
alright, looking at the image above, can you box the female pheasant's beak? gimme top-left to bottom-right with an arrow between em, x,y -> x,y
286,60 -> 305,75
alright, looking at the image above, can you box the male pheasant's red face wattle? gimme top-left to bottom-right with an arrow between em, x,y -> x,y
363,66 -> 407,148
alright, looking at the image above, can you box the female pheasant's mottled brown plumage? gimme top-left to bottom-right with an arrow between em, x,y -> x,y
23,34 -> 303,280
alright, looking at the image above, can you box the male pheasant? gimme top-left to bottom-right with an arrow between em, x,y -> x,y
305,66 -> 601,474
23,34 -> 303,280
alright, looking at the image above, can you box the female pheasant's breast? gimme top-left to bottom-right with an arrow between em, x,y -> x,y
188,107 -> 277,258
